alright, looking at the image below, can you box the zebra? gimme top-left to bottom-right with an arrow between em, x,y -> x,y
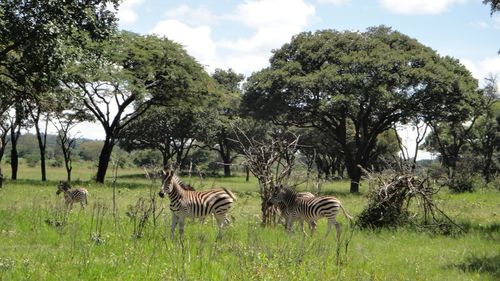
158,168 -> 236,239
274,190 -> 317,235
56,181 -> 89,210
271,184 -> 352,242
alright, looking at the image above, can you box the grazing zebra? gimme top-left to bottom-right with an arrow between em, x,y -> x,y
158,168 -> 236,239
56,181 -> 89,210
271,185 -> 352,242
275,190 -> 317,235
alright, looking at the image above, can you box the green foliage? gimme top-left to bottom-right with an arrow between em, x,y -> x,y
0,0 -> 118,96
77,141 -> 103,162
242,26 -> 479,193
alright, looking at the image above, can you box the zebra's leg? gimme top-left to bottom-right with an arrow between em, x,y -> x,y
309,220 -> 317,235
80,201 -> 85,210
285,217 -> 294,233
178,216 -> 186,236
215,215 -> 228,240
300,220 -> 308,236
170,214 -> 179,239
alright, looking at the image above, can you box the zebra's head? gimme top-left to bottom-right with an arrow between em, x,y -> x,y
159,168 -> 175,198
56,181 -> 70,195
270,184 -> 285,204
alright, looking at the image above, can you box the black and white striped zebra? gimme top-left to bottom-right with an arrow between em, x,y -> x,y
56,181 -> 89,210
275,191 -> 317,235
158,168 -> 236,239
271,185 -> 352,241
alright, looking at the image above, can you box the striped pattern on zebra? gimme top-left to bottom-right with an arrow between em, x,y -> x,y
275,190 -> 317,235
56,181 -> 89,210
158,168 -> 236,239
271,185 -> 352,241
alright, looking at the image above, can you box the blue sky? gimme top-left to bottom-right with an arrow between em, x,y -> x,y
115,0 -> 500,83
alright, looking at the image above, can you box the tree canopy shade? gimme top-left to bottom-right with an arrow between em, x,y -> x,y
242,26 -> 479,193
64,32 -> 212,183
0,0 -> 118,94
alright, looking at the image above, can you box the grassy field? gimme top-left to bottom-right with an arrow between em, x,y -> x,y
0,164 -> 499,280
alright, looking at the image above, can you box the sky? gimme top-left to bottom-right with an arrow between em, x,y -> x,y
47,0 -> 500,159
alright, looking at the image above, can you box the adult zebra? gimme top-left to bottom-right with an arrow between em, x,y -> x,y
56,181 -> 89,210
158,168 -> 236,239
271,185 -> 352,242
275,191 -> 317,235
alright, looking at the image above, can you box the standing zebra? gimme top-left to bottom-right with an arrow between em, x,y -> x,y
56,181 -> 89,210
271,185 -> 352,242
158,168 -> 236,239
275,190 -> 317,235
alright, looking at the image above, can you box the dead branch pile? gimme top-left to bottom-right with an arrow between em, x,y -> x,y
358,167 -> 464,233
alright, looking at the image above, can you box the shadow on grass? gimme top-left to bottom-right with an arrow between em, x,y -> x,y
453,254 -> 500,278
319,189 -> 363,197
462,222 -> 500,240
2,179 -> 151,189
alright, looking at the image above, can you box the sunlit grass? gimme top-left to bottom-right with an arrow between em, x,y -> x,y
0,163 -> 499,280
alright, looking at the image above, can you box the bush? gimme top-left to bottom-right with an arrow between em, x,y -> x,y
25,155 -> 39,167
447,173 -> 484,193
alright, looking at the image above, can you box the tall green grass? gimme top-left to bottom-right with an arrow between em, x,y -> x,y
0,164 -> 498,280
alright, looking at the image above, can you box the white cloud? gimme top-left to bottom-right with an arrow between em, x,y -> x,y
150,0 -> 316,75
379,0 -> 466,15
150,20 -> 217,69
117,0 -> 145,24
461,57 -> 500,90
234,0 -> 315,28
165,4 -> 218,26
317,0 -> 350,5
218,0 -> 315,75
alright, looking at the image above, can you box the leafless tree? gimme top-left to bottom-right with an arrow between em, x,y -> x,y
232,126 -> 300,226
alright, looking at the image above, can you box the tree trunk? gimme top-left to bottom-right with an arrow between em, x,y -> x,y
223,155 -> 231,177
10,125 -> 20,180
245,165 -> 250,182
95,137 -> 115,183
345,159 -> 362,193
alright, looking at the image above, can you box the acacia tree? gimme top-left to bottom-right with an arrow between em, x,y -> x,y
243,26 -> 479,193
52,110 -> 92,182
205,69 -> 245,176
119,105 -> 210,167
64,32 -> 210,183
0,0 -> 118,95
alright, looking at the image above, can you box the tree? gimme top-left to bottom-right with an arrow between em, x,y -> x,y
119,105 -> 210,167
483,0 -> 500,14
64,32 -> 211,183
243,26 -> 479,193
52,111 -> 92,182
0,0 -> 119,95
206,69 -> 245,176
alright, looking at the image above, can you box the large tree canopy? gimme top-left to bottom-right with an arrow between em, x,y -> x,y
242,26 -> 479,193
64,31 -> 212,183
0,0 -> 118,94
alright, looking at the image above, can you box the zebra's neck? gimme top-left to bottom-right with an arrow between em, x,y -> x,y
168,174 -> 185,197
282,187 -> 298,201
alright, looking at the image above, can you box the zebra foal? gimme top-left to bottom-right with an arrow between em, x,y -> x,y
271,185 -> 352,242
158,168 -> 236,239
274,190 -> 317,235
56,181 -> 89,210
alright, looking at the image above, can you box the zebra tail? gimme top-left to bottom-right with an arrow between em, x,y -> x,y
339,203 -> 353,223
223,188 -> 237,201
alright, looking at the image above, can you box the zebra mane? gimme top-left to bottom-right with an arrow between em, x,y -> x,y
280,185 -> 299,199
172,174 -> 196,191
